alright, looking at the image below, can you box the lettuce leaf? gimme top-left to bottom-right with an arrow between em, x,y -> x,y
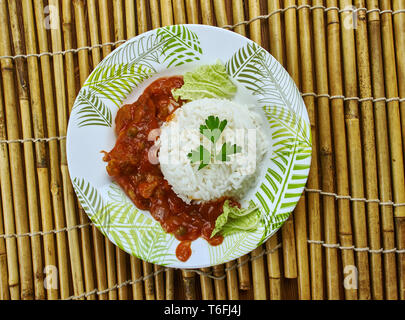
172,61 -> 237,101
211,200 -> 261,238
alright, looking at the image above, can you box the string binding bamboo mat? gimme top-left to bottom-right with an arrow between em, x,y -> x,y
0,0 -> 404,300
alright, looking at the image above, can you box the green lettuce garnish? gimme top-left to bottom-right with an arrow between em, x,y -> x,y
172,61 -> 237,101
211,200 -> 261,238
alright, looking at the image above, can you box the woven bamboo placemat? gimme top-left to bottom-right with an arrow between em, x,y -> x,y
0,0 -> 404,301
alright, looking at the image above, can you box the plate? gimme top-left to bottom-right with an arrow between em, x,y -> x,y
67,24 -> 311,268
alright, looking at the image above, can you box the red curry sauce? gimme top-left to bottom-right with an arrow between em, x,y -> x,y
103,76 -> 231,262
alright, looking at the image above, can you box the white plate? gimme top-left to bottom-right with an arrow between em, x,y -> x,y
67,25 -> 311,268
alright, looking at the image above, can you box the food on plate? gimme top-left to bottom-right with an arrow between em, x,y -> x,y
158,98 -> 268,204
171,61 -> 237,101
103,62 -> 267,262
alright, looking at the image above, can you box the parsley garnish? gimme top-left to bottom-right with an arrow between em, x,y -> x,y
187,116 -> 242,170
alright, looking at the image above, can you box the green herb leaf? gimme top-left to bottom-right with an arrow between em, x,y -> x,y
199,116 -> 227,144
171,61 -> 237,101
187,145 -> 211,170
211,201 -> 261,238
216,142 -> 242,162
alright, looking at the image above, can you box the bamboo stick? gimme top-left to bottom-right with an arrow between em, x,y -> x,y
165,268 -> 175,300
200,0 -> 214,25
212,265 -> 227,300
130,256 -> 144,300
99,0 -> 113,57
392,0 -> 405,154
0,63 -> 18,300
236,255 -> 250,291
387,2 -> 405,301
98,0 -> 118,299
143,260 -> 155,300
294,196 -> 310,299
0,194 -> 9,300
251,248 -> 267,300
248,0 -> 261,47
153,265 -> 165,300
160,0 -> 174,26
266,236 -> 281,300
393,9 -> 405,293
86,0 -> 109,300
282,0 -> 301,281
379,0 -> 405,300
149,0 -> 161,29
264,0 -> 284,300
366,0 -> 398,300
58,0 -> 81,299
199,267 -> 214,300
324,0 -> 357,300
185,0 -> 199,23
8,0 -> 45,300
213,0 -> 228,27
173,0 -> 186,24
225,261 -> 239,300
352,0 -> 384,299
0,0 -> 33,300
87,0 -> 102,67
62,0 -> 78,110
136,0 -> 149,34
125,0 -> 136,38
267,0 -> 284,63
113,0 -> 125,43
338,0 -> 371,300
116,248 -> 128,300
181,270 -> 196,300
297,0 -> 323,301
232,0 -> 246,36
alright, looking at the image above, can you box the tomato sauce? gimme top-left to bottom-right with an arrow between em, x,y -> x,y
103,76 -> 231,262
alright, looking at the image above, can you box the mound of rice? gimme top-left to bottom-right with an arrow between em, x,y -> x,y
157,98 -> 269,204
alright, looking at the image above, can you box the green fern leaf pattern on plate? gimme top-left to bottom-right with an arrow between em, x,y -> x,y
256,106 -> 311,245
225,42 -> 265,93
74,89 -> 112,128
72,178 -> 107,231
72,179 -> 176,265
104,184 -> 177,265
157,25 -> 203,67
226,42 -> 305,116
226,42 -> 311,245
99,33 -> 163,71
83,63 -> 153,109
75,26 -> 203,128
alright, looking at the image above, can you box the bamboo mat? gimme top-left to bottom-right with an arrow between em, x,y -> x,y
0,0 -> 404,301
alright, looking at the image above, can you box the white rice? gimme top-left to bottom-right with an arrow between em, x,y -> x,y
157,98 -> 269,204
